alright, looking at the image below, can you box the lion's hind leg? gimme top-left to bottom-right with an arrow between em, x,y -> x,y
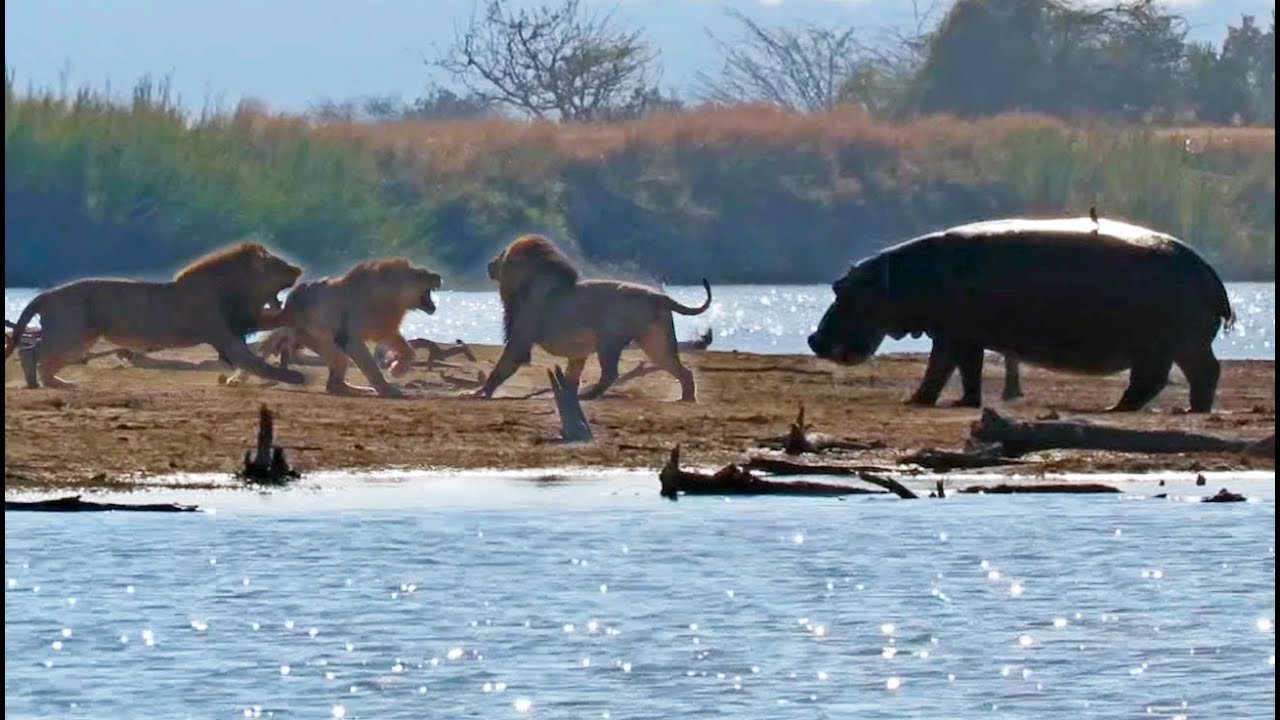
635,318 -> 697,403
27,330 -> 97,389
580,340 -> 627,401
304,333 -> 376,396
341,337 -> 404,399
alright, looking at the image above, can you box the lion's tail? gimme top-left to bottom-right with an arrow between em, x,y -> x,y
5,293 -> 45,359
668,279 -> 713,316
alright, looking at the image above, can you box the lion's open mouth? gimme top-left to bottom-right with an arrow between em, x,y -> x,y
419,291 -> 437,315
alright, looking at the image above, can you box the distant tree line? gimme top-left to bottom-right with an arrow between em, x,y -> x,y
311,0 -> 1274,127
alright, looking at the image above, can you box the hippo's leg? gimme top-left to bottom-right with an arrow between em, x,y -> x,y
1174,344 -> 1220,413
1001,355 -> 1023,400
951,343 -> 986,408
1107,354 -> 1174,412
907,338 -> 959,406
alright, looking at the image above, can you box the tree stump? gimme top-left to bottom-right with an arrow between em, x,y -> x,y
238,405 -> 301,483
549,365 -> 593,442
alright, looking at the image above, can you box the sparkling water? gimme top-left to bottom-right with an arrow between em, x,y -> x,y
5,283 -> 1275,360
3,474 -> 1275,719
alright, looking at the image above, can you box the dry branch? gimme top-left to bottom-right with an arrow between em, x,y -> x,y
898,447 -> 1028,471
972,408 -> 1275,458
742,456 -> 917,498
659,445 -> 909,499
755,404 -> 884,454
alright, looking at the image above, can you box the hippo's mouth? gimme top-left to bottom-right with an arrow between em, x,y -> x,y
808,333 -> 878,366
419,290 -> 437,315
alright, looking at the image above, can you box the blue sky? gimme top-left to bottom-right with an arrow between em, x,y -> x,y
5,0 -> 1272,113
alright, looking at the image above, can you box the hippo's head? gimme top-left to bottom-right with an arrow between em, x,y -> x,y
807,257 -> 890,365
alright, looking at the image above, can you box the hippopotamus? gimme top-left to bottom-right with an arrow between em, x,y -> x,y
807,216 -> 1234,412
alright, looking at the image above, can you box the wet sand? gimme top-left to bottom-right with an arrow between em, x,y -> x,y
4,344 -> 1275,492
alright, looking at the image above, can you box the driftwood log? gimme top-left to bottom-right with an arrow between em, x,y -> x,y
660,446 -> 876,499
658,445 -> 913,499
898,447 -> 1028,471
5,495 -> 200,513
238,405 -> 301,483
742,457 -> 917,498
755,405 -> 884,455
972,408 -> 1275,458
549,365 -> 593,442
959,483 -> 1120,495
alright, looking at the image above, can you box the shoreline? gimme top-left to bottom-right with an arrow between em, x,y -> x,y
5,345 -> 1275,494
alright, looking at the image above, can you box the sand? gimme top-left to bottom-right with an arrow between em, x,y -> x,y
4,343 -> 1275,493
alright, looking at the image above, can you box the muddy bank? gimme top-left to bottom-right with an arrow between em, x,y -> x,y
4,344 -> 1274,492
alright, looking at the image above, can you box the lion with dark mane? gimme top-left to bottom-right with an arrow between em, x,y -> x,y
4,242 -> 305,389
474,234 -> 712,402
227,257 -> 442,398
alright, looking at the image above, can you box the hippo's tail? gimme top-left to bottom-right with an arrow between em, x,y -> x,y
1216,282 -> 1236,334
1179,242 -> 1235,337
1196,256 -> 1235,335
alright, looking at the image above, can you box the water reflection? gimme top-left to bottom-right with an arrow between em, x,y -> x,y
3,480 -> 1275,719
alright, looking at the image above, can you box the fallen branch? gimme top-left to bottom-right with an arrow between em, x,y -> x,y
237,405 -> 301,484
971,408 -> 1275,458
755,404 -> 884,454
898,447 -> 1028,471
658,445 -> 894,499
5,495 -> 200,513
959,483 -> 1120,495
742,456 -> 918,499
549,365 -> 593,442
440,370 -> 486,389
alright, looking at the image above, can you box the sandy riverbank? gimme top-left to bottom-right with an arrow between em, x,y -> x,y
4,344 -> 1275,493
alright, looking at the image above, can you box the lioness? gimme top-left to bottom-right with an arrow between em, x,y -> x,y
473,234 -> 712,402
230,258 -> 442,398
4,242 -> 305,388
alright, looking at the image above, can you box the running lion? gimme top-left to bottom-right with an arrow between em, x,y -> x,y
227,258 -> 442,398
474,234 -> 712,402
5,242 -> 305,388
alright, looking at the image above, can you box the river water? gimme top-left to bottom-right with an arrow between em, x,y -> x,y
4,280 -> 1276,719
5,282 -> 1276,360
3,473 -> 1276,719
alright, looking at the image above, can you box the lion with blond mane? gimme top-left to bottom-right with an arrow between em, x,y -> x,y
227,258 -> 442,398
474,234 -> 712,402
5,242 -> 305,389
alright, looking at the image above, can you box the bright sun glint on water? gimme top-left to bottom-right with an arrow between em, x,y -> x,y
3,471 -> 1274,719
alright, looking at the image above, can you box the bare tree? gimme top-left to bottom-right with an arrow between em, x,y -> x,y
697,9 -> 877,113
432,0 -> 659,121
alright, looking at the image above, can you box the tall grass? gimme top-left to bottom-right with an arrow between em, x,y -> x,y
5,78 -> 1273,286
